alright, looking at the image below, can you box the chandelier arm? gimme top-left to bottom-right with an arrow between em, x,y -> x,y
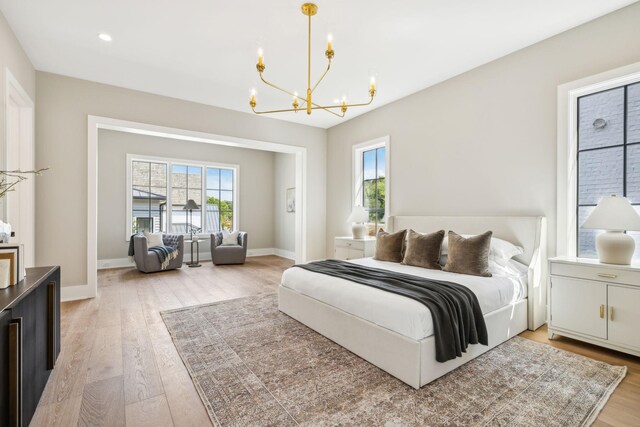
310,59 -> 332,94
341,95 -> 375,108
251,106 -> 303,114
307,94 -> 375,111
252,104 -> 343,117
259,73 -> 298,99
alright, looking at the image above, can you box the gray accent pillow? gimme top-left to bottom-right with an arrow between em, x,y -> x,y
443,231 -> 493,277
373,229 -> 407,263
401,229 -> 445,270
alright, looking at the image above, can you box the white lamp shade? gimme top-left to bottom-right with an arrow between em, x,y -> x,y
582,195 -> 640,231
347,206 -> 369,223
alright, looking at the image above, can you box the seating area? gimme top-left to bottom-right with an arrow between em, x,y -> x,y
132,231 -> 247,272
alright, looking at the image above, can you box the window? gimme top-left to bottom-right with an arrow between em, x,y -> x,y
206,168 -> 234,231
131,160 -> 167,233
171,165 -> 203,234
353,138 -> 389,236
577,82 -> 640,258
127,155 -> 237,239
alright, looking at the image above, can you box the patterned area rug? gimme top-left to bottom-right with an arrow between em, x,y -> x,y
161,294 -> 626,427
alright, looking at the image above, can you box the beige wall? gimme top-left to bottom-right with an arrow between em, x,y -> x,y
36,72 -> 326,287
97,130 -> 277,260
326,3 -> 640,257
0,11 -> 35,220
274,153 -> 296,255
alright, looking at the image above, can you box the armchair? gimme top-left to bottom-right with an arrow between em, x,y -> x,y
211,231 -> 248,265
133,234 -> 184,273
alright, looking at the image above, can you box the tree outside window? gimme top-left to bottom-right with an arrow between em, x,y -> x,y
362,146 -> 385,235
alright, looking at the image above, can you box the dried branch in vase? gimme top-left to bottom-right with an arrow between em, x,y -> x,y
0,168 -> 49,199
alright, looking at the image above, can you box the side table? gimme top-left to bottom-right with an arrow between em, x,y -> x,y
184,238 -> 210,267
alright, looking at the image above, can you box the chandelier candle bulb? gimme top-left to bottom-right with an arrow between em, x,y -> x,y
257,49 -> 264,66
327,34 -> 332,51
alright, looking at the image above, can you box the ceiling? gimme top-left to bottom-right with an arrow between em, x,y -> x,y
1,0 -> 637,129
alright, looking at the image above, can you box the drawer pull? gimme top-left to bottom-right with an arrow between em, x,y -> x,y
599,304 -> 604,319
610,306 -> 614,321
48,281 -> 57,369
597,273 -> 617,279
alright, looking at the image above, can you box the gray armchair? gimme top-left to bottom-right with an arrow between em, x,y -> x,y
211,232 -> 248,265
133,234 -> 184,273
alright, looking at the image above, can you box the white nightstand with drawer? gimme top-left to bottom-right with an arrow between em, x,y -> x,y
548,257 -> 640,357
334,236 -> 376,260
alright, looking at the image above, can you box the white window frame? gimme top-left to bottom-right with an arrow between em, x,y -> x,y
557,62 -> 640,257
352,136 -> 390,228
126,153 -> 239,240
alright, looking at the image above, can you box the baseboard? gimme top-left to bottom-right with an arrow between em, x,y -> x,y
246,248 -> 275,257
97,258 -> 135,269
61,284 -> 96,302
97,248 -> 287,270
274,248 -> 295,260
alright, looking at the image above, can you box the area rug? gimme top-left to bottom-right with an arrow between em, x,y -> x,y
161,294 -> 626,427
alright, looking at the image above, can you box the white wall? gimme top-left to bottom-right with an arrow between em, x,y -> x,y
326,2 -> 640,258
97,130 -> 277,261
0,11 -> 35,222
36,72 -> 326,289
274,153 -> 296,257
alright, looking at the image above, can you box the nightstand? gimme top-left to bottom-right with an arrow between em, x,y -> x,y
334,236 -> 376,260
548,256 -> 640,357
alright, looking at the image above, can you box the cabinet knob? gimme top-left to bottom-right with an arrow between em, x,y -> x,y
599,304 -> 604,319
597,272 -> 617,279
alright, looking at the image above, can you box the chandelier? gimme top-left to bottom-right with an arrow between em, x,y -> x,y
249,2 -> 376,117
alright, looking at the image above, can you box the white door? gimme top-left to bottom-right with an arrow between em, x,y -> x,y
550,277 -> 607,339
5,72 -> 35,268
608,285 -> 640,350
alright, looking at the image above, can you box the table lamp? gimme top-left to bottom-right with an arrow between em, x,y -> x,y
347,206 -> 369,239
582,194 -> 640,265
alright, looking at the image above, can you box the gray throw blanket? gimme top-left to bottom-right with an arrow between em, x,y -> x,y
128,234 -> 179,270
292,259 -> 488,363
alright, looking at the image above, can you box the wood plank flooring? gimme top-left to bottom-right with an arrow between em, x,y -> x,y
31,255 -> 640,426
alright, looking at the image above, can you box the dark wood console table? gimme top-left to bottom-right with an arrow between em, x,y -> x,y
0,266 -> 61,427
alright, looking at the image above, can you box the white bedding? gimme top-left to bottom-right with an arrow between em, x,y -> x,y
280,258 -> 528,341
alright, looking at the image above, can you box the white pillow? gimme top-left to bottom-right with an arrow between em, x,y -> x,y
144,231 -> 164,249
440,234 -> 523,261
221,230 -> 240,246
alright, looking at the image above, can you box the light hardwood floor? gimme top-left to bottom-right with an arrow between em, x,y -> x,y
31,256 -> 640,427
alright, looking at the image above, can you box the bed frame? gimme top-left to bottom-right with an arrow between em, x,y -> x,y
278,215 -> 547,389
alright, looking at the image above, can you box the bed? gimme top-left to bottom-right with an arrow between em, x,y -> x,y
278,215 -> 547,389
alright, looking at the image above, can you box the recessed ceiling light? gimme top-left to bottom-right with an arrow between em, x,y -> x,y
98,33 -> 112,42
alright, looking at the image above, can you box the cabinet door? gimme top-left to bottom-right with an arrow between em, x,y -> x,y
0,310 -> 12,427
11,291 -> 38,427
608,285 -> 640,350
550,277 -> 607,339
347,248 -> 365,260
334,246 -> 349,260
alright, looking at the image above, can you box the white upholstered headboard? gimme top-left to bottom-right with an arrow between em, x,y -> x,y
387,215 -> 548,330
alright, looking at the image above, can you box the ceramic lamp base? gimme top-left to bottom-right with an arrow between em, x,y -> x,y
351,223 -> 367,239
596,231 -> 635,265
